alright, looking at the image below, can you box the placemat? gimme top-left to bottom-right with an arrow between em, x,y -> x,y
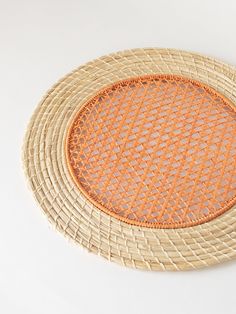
23,48 -> 236,270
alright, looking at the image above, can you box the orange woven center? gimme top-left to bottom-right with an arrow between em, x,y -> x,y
66,75 -> 236,228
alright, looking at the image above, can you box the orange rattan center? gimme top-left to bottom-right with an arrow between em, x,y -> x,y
66,75 -> 236,228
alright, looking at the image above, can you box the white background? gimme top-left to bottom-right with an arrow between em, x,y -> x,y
1,0 -> 236,313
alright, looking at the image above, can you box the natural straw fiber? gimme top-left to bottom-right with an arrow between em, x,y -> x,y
23,48 -> 236,271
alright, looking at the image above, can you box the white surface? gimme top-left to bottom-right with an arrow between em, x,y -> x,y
1,0 -> 236,313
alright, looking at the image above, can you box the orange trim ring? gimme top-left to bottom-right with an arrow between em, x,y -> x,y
65,74 -> 236,228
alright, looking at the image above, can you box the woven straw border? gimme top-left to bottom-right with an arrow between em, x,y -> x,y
23,48 -> 236,271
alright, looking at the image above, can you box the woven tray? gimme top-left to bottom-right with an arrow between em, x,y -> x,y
23,48 -> 236,270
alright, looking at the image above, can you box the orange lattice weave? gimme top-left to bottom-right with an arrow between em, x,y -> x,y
66,75 -> 236,228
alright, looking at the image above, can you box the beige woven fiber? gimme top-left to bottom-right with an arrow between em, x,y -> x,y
23,48 -> 236,271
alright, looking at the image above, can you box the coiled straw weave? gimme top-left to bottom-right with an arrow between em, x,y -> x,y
23,48 -> 236,270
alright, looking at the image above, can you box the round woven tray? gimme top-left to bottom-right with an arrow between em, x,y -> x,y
23,48 -> 236,270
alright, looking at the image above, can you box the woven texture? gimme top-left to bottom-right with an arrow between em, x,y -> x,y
67,75 -> 236,228
23,48 -> 236,271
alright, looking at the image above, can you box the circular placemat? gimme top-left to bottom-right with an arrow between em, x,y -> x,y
23,48 -> 236,270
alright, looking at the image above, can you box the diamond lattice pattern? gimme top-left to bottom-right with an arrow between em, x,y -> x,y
67,75 -> 236,228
